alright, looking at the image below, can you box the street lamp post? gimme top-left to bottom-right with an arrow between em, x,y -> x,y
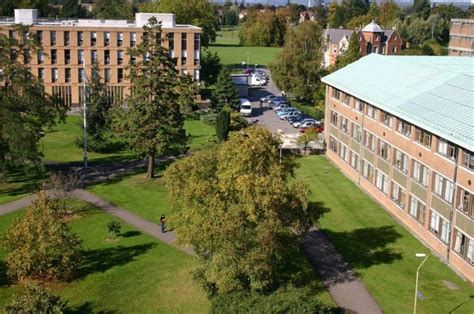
413,253 -> 428,314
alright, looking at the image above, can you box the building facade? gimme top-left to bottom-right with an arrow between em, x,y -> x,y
0,9 -> 202,107
448,18 -> 474,57
322,54 -> 474,281
323,21 -> 402,69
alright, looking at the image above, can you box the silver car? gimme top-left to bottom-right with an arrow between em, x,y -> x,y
293,118 -> 319,128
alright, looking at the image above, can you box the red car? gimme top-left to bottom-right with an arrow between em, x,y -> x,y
299,122 -> 324,133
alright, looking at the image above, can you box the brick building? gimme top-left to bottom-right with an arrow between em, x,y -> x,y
323,21 -> 402,69
448,18 -> 474,57
322,54 -> 474,281
0,9 -> 202,107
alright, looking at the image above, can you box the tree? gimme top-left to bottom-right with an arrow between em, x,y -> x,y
92,0 -> 135,20
412,0 -> 431,19
400,14 -> 449,46
0,26 -> 66,183
211,68 -> 240,111
2,192 -> 82,281
200,49 -> 222,86
140,0 -> 220,47
327,2 -> 346,28
332,32 -> 361,71
115,18 -> 192,179
59,0 -> 87,18
297,129 -> 319,155
107,220 -> 122,238
165,127 -> 316,294
270,21 -> 323,102
4,285 -> 66,314
239,10 -> 287,47
223,8 -> 239,26
215,108 -> 231,142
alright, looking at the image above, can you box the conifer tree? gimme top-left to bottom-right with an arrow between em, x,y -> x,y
215,107 -> 231,142
211,68 -> 240,111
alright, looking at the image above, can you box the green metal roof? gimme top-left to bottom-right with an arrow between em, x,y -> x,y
322,54 -> 474,151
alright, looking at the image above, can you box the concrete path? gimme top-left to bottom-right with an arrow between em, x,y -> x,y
302,228 -> 383,314
0,189 -> 194,256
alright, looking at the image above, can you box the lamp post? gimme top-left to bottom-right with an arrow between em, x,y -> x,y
414,253 -> 428,314
246,52 -> 249,70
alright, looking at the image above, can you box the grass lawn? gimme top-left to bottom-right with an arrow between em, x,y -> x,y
0,201 -> 209,313
296,156 -> 474,314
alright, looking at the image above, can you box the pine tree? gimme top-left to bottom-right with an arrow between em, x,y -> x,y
117,17 -> 194,179
211,68 -> 240,111
215,108 -> 231,142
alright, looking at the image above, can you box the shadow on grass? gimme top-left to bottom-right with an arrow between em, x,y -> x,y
121,231 -> 142,238
0,261 -> 10,287
0,166 -> 46,199
76,243 -> 156,279
66,301 -> 116,314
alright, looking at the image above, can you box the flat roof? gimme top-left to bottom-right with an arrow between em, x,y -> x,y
321,54 -> 474,151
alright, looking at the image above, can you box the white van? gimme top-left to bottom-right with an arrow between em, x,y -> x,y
249,74 -> 267,87
239,98 -> 252,117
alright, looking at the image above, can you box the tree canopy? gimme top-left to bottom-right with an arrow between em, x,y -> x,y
92,0 -> 135,20
211,68 -> 240,111
239,9 -> 287,47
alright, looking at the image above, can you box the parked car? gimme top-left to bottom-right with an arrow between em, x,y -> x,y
277,108 -> 300,119
292,118 -> 319,128
259,95 -> 277,103
239,98 -> 252,117
250,74 -> 267,86
255,70 -> 268,80
287,115 -> 303,124
299,122 -> 324,133
274,103 -> 290,112
269,96 -> 286,107
280,110 -> 302,120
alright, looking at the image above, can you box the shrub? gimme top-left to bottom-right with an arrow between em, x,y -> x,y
200,112 -> 218,126
107,220 -> 122,237
215,109 -> 231,142
4,285 -> 66,314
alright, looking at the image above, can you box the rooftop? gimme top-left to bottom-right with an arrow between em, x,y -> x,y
362,21 -> 384,33
322,54 -> 474,151
0,9 -> 201,30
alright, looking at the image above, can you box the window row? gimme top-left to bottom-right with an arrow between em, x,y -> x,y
38,68 -> 124,83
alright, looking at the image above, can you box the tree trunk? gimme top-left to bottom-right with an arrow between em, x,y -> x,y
146,152 -> 155,179
0,152 -> 5,184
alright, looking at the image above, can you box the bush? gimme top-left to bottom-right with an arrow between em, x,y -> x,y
200,112 -> 218,126
4,285 -> 67,314
230,112 -> 248,131
215,109 -> 231,142
290,101 -> 324,121
210,286 -> 341,314
107,220 -> 121,237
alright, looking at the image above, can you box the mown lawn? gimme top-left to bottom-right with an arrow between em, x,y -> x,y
296,156 -> 474,314
0,201 -> 209,313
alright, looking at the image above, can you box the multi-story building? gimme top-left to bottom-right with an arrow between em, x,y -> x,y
448,18 -> 474,57
322,54 -> 474,281
323,21 -> 402,69
0,9 -> 202,107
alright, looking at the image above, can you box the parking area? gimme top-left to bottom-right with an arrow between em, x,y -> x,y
245,69 -> 324,150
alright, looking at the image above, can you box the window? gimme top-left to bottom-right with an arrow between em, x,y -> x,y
64,49 -> 70,64
38,68 -> 44,81
397,119 -> 411,137
78,31 -> 83,46
65,68 -> 71,83
437,139 -> 456,160
457,187 -> 473,218
182,49 -> 187,65
50,31 -> 56,46
429,211 -> 450,244
79,68 -> 85,83
36,30 -> 43,45
78,50 -> 84,65
168,33 -> 174,57
64,31 -> 70,46
91,50 -> 97,64
340,117 -> 349,134
37,50 -> 44,64
118,68 -> 123,83
329,136 -> 338,153
363,131 -> 375,151
415,128 -> 432,148
351,123 -> 362,142
392,46 -> 397,53
366,104 -> 376,119
117,50 -> 123,65
391,182 -> 405,208
130,32 -> 137,47
354,99 -> 364,112
350,151 -> 360,171
91,31 -> 97,46
51,68 -> 58,83
194,33 -> 200,50
22,48 -> 30,64
339,143 -> 349,162
376,170 -> 389,194
342,93 -> 350,106
362,160 -> 374,181
130,55 -> 136,64
378,139 -> 390,161
332,88 -> 341,100
393,149 -> 408,173
104,68 -> 110,83
409,196 -> 426,225
105,50 -> 110,65
453,229 -> 473,264
412,160 -> 429,187
51,49 -> 57,64
104,32 -> 110,46
380,111 -> 392,128
461,150 -> 474,170
117,32 -> 123,46
433,172 -> 454,203
330,111 -> 338,126
194,69 -> 200,81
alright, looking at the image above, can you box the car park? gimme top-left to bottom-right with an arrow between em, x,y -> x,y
287,115 -> 303,124
292,118 -> 319,128
277,108 -> 300,119
260,95 -> 277,103
280,110 -> 302,120
269,96 -> 286,107
299,122 -> 324,133
274,103 -> 291,112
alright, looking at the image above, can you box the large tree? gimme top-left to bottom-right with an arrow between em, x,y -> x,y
200,49 -> 222,86
116,17 -> 194,178
239,9 -> 287,47
211,68 -> 240,111
270,21 -> 323,101
2,192 -> 82,281
0,26 -> 66,183
59,0 -> 87,18
165,127 -> 315,294
140,0 -> 220,47
92,0 -> 135,20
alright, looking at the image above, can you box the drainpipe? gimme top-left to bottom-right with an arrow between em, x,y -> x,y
446,153 -> 459,262
358,101 -> 365,186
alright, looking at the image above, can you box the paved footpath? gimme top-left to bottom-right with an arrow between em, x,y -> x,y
303,228 -> 383,314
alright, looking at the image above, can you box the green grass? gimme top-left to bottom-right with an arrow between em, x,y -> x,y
0,202 -> 209,313
214,26 -> 240,46
184,119 -> 214,151
296,156 -> 474,314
